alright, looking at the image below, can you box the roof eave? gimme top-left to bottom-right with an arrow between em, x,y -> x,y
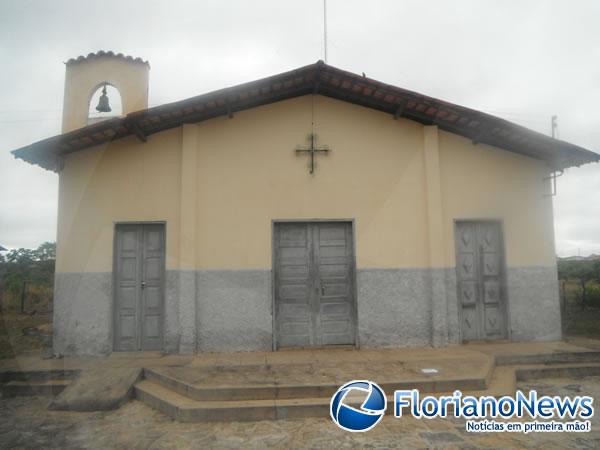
10,61 -> 600,171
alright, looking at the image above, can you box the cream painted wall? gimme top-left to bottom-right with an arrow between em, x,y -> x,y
439,131 -> 556,267
62,56 -> 149,133
56,129 -> 182,272
55,95 -> 557,273
194,96 -> 428,269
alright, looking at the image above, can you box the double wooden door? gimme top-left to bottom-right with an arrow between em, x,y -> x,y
113,223 -> 165,351
274,222 -> 356,348
455,220 -> 508,341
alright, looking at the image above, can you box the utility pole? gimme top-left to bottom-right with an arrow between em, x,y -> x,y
323,0 -> 328,63
551,115 -> 558,139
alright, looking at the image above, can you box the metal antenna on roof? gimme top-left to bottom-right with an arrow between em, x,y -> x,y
545,114 -> 563,197
323,0 -> 328,63
551,115 -> 558,139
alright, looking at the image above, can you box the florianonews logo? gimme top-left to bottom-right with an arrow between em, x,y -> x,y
330,380 -> 594,434
330,380 -> 387,432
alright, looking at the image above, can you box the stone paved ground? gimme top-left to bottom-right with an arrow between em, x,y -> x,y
2,377 -> 600,449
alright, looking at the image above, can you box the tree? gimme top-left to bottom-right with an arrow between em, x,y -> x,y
4,242 -> 55,263
5,248 -> 36,264
33,242 -> 56,262
0,242 -> 56,312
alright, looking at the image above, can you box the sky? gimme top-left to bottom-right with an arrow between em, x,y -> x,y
0,0 -> 599,256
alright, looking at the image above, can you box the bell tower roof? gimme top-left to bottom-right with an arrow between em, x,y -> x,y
66,50 -> 149,67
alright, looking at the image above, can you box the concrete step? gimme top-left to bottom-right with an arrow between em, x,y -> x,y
0,369 -> 79,383
135,379 -> 329,422
462,366 -> 516,398
144,365 -> 491,402
136,362 -> 499,423
136,366 -> 512,423
135,355 -> 496,423
515,362 -> 600,381
426,366 -> 516,402
1,379 -> 70,397
136,379 -> 398,422
495,351 -> 600,366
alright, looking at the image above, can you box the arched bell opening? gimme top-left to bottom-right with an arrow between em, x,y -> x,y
87,83 -> 123,125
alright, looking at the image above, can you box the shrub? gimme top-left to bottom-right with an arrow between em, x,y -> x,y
586,285 -> 600,308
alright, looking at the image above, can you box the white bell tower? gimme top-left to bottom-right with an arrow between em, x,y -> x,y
61,51 -> 149,133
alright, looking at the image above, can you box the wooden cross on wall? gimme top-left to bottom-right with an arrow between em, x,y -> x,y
295,133 -> 330,174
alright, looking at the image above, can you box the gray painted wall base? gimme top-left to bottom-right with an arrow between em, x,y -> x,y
357,269 -> 433,347
196,270 -> 272,352
163,271 -> 180,353
53,272 -> 113,356
163,270 -> 198,354
52,265 -> 560,356
356,268 -> 460,348
175,270 -> 197,353
429,269 -> 450,347
444,268 -> 460,345
507,265 -> 562,342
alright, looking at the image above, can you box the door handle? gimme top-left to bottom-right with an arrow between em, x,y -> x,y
321,286 -> 325,296
141,281 -> 146,289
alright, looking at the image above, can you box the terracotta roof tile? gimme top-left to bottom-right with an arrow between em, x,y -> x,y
11,61 -> 599,172
65,50 -> 149,67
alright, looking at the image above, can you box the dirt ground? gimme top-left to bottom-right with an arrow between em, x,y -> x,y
1,376 -> 599,449
0,311 -> 51,359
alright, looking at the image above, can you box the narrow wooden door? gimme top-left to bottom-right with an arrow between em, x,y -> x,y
455,221 -> 508,341
113,223 -> 165,351
274,222 -> 355,348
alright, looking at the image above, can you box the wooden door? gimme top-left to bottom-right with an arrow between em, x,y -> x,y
113,223 -> 165,351
455,221 -> 508,341
274,222 -> 355,348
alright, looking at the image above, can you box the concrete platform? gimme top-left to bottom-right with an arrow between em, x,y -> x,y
0,340 -> 594,373
142,355 -> 492,401
3,340 -> 600,422
48,368 -> 143,411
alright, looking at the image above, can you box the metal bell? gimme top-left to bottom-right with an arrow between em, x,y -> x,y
95,84 -> 112,113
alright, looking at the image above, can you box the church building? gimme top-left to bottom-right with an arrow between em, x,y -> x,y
12,51 -> 599,355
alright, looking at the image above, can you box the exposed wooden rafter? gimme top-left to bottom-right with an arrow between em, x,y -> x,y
127,119 -> 147,143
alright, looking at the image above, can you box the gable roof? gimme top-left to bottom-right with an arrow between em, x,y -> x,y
11,61 -> 599,171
